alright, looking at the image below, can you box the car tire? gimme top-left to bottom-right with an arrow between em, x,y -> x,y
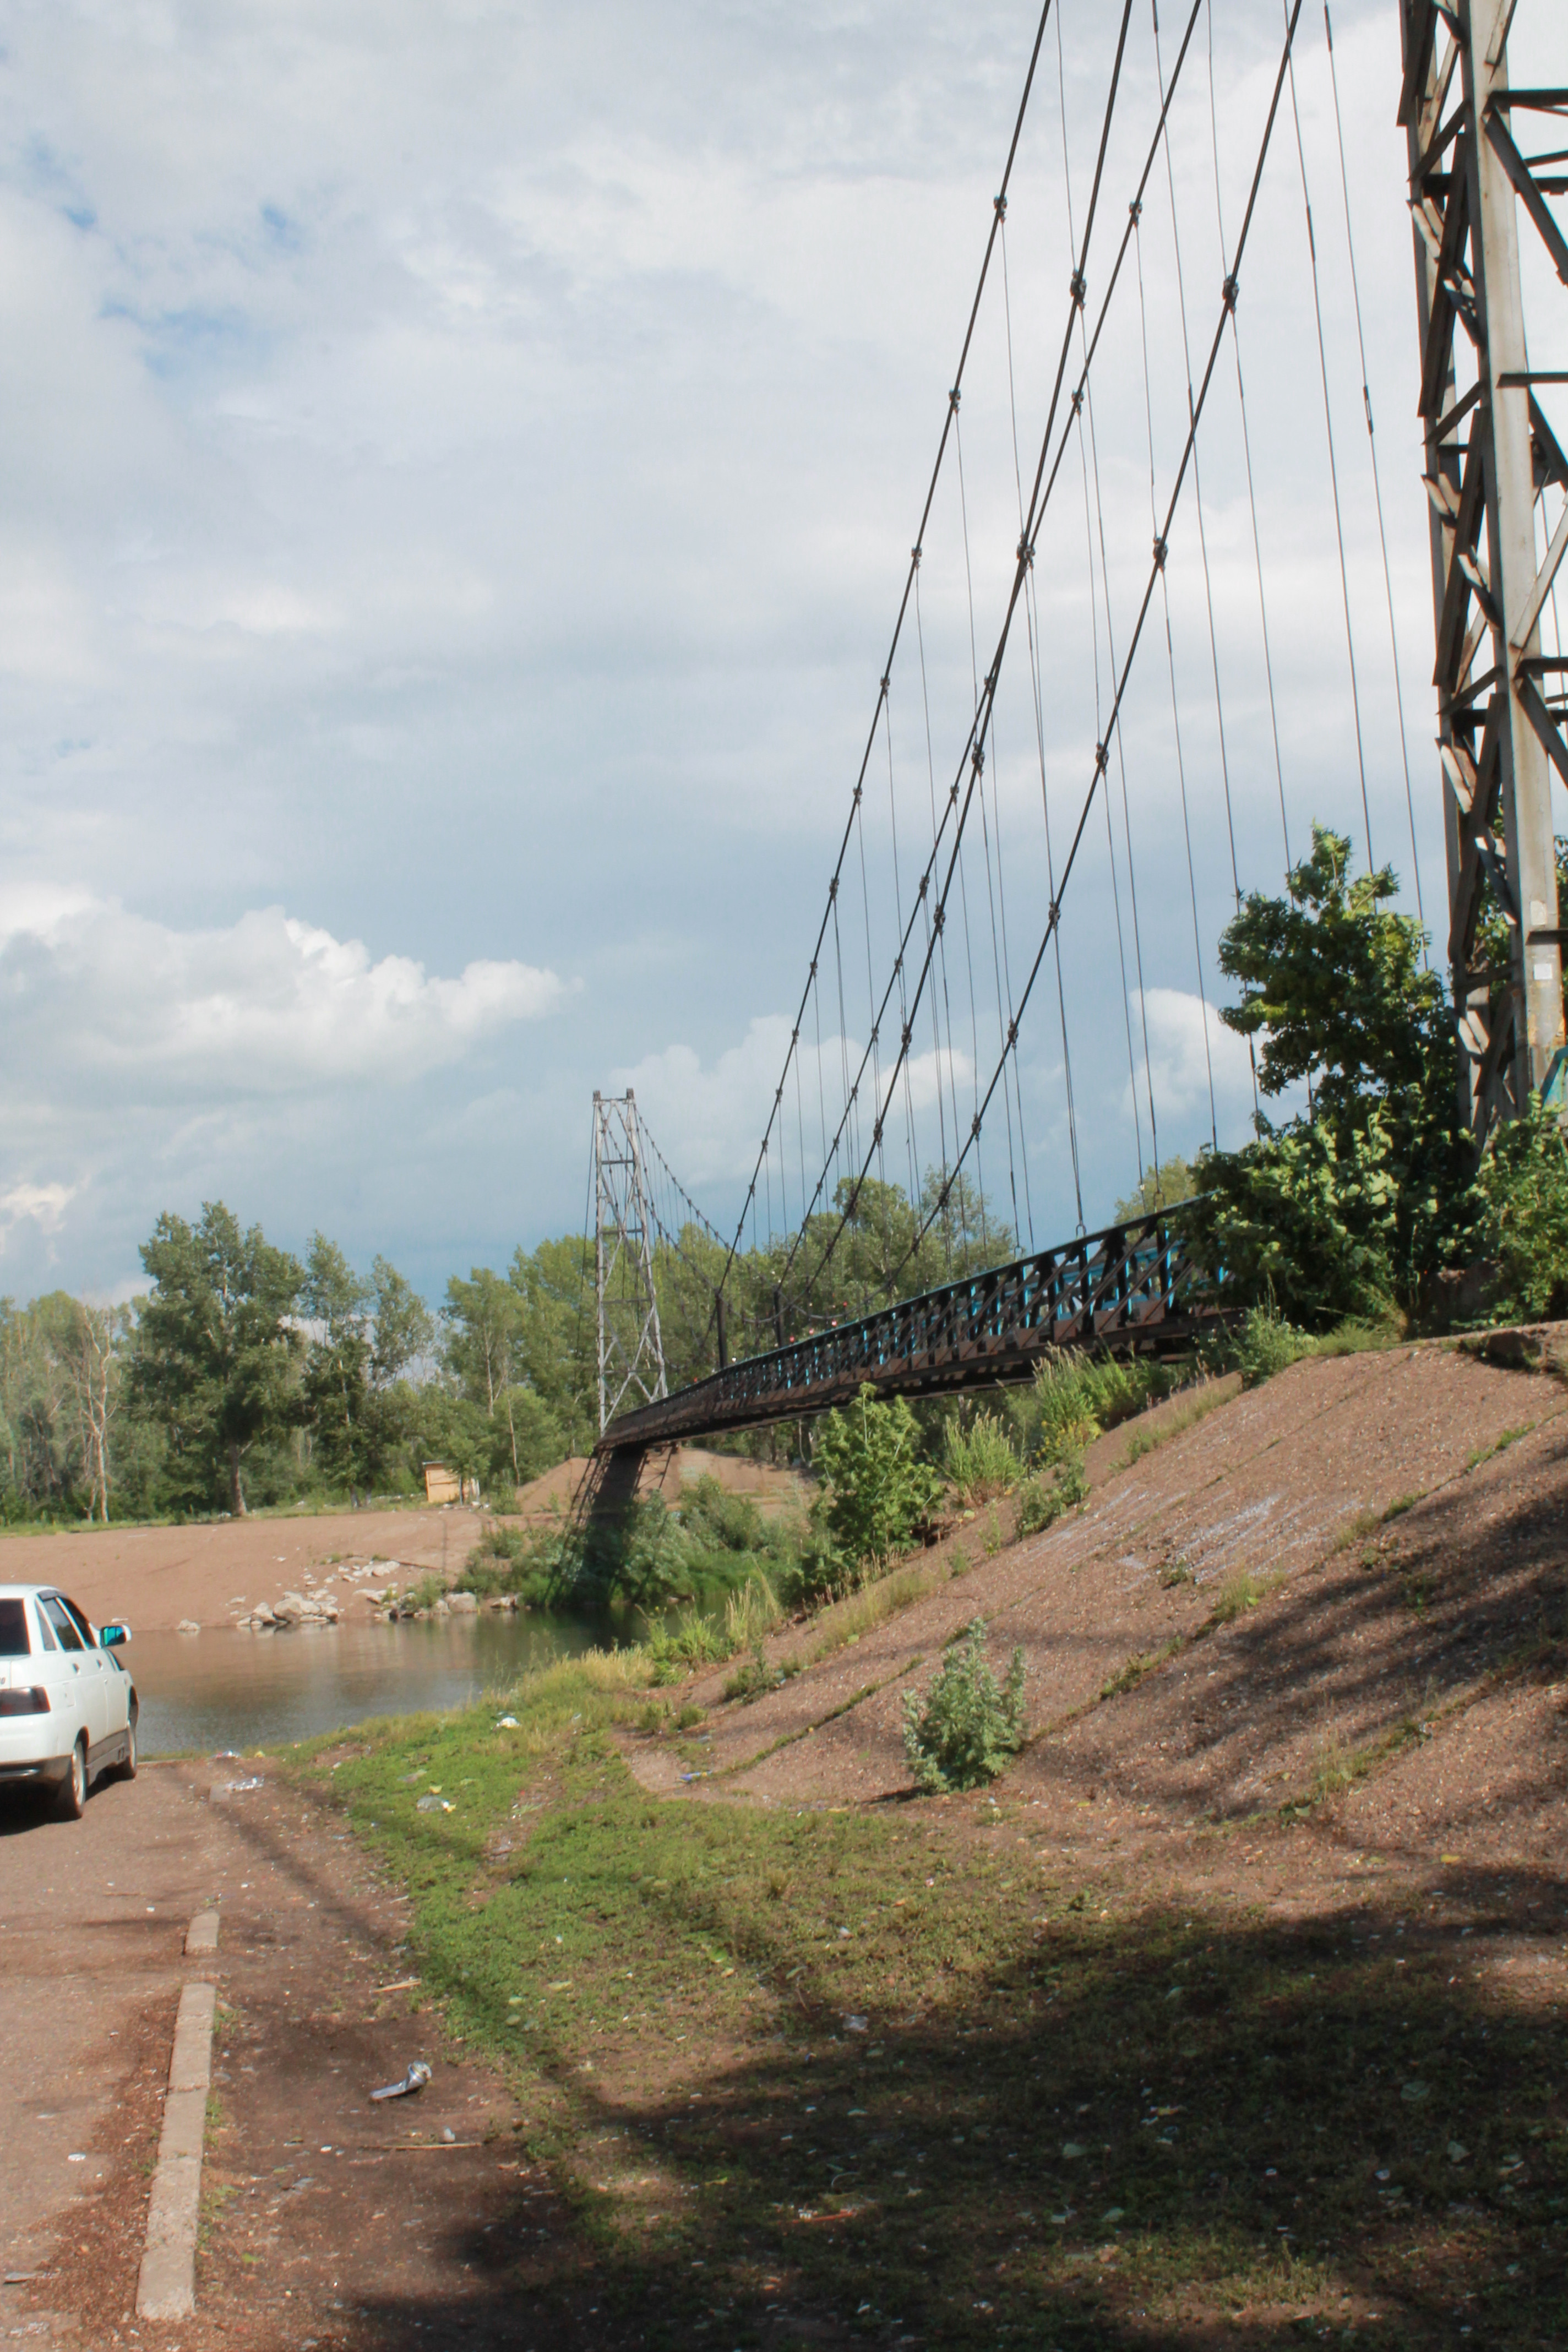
56,1737 -> 86,1822
117,1710 -> 138,1782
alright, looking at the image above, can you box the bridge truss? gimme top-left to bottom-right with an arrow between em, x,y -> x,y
593,1207 -> 1211,1457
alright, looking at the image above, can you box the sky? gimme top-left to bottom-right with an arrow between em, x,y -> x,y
1,0 -> 1565,1308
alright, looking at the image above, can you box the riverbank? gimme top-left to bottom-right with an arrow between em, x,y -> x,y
0,1446 -> 805,1633
0,1501 -> 492,1632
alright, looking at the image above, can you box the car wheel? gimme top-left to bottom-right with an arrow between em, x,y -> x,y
56,1737 -> 86,1822
117,1709 -> 138,1782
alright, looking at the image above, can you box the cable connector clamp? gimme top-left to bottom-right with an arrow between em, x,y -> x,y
1069,268 -> 1087,309
1222,273 -> 1240,312
1153,534 -> 1168,570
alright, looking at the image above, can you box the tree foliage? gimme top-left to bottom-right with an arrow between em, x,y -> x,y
812,1385 -> 944,1574
133,1204 -> 305,1515
1184,827 -> 1483,1322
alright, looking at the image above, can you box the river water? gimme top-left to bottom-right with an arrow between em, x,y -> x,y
130,1615 -> 608,1756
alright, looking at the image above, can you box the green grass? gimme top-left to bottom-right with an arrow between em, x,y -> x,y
1202,1568 -> 1286,1628
282,1667 -> 1568,2349
807,1559 -> 941,1661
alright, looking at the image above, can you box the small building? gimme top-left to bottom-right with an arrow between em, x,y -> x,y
422,1461 -> 477,1506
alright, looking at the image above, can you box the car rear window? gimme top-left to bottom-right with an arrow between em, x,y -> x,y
0,1598 -> 30,1657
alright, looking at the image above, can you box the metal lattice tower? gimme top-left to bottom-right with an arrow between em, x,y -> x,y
1401,0 -> 1568,1142
592,1090 -> 667,1436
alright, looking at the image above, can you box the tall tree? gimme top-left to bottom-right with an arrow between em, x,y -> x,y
301,1235 -> 375,1494
369,1257 -> 435,1389
133,1204 -> 304,1515
445,1268 -> 524,1415
1186,827 -> 1481,1320
58,1299 -> 129,1525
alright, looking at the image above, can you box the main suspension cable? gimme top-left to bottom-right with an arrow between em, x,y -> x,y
1284,0 -> 1374,867
773,0 -> 1222,1308
872,0 -> 1308,1293
1322,0 -> 1425,939
709,0 -> 1063,1320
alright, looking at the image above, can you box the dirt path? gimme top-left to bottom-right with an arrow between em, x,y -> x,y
1,1757 -> 608,2352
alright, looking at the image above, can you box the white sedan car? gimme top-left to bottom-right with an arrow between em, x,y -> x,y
0,1585 -> 138,1818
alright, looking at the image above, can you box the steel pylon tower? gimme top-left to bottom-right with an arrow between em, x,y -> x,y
1401,0 -> 1568,1144
592,1090 -> 667,1436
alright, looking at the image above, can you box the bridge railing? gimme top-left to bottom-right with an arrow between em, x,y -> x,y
595,1206 -> 1217,1454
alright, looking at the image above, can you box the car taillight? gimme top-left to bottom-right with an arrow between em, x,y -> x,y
0,1687 -> 49,1715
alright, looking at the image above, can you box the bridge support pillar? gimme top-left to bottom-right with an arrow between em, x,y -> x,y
1401,0 -> 1568,1142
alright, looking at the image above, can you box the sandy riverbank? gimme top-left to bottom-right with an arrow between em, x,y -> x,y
0,1445 -> 805,1631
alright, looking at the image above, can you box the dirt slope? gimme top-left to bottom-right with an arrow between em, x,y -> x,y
625,1335 -> 1568,1878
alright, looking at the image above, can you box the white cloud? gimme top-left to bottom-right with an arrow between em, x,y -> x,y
0,897 -> 568,1098
0,1180 -> 77,1252
1128,989 -> 1257,1134
614,1016 -> 973,1192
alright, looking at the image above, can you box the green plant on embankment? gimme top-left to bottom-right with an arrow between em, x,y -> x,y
902,1618 -> 1026,1793
288,1669 -> 1568,2351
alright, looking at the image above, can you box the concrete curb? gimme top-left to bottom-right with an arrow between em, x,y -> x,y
135,1967 -> 218,2320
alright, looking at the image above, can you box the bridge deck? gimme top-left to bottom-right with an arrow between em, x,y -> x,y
594,1208 -> 1213,1455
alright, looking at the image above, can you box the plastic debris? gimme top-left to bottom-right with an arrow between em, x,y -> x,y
416,1794 -> 454,1813
494,1714 -> 519,1729
224,1777 -> 264,1793
844,2015 -> 869,2033
370,2061 -> 432,2103
441,2127 -> 456,2144
1400,2079 -> 1431,2104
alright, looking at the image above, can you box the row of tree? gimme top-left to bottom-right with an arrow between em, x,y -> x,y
0,1170 -> 1011,1525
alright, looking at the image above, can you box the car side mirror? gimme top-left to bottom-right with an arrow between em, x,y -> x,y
99,1623 -> 131,1648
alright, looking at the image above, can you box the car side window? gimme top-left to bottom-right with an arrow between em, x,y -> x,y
40,1596 -> 84,1652
34,1603 -> 57,1651
0,1598 -> 29,1657
59,1598 -> 96,1648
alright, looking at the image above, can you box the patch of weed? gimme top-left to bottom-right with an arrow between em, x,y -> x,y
1099,1638 -> 1183,1701
808,1560 -> 939,1662
1203,1568 -> 1286,1629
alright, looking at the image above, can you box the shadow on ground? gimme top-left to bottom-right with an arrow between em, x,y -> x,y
325,1872 -> 1567,2350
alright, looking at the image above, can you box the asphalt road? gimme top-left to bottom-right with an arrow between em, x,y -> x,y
0,1759 -> 230,2344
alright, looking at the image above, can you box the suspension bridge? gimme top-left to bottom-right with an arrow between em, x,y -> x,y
580,0 -> 1568,1501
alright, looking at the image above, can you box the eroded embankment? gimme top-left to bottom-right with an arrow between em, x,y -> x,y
623,1335 -> 1568,1875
